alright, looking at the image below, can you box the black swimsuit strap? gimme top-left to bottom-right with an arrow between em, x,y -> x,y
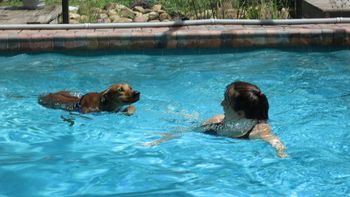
237,120 -> 266,139
236,124 -> 255,139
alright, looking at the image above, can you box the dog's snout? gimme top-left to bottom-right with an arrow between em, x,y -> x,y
133,91 -> 140,96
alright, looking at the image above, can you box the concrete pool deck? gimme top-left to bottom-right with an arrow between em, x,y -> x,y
0,22 -> 349,51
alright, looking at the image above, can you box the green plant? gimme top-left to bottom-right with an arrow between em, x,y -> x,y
0,0 -> 294,20
158,0 -> 291,19
236,0 -> 291,19
0,0 -> 22,6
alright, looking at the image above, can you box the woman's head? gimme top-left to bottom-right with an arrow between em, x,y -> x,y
222,81 -> 269,121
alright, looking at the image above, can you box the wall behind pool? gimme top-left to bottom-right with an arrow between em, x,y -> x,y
0,19 -> 349,52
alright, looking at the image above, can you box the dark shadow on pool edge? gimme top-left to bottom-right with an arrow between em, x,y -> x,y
0,45 -> 349,57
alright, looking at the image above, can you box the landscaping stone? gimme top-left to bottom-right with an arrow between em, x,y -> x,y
159,12 -> 171,21
70,13 -> 80,20
97,18 -> 111,23
69,2 -> 174,23
143,8 -> 152,13
98,13 -> 109,20
79,15 -> 89,22
119,7 -> 136,19
152,4 -> 162,12
133,6 -> 145,14
148,11 -> 159,20
114,17 -> 133,23
107,9 -> 117,17
115,4 -> 127,11
157,9 -> 166,14
110,15 -> 121,22
69,19 -> 79,24
133,14 -> 149,22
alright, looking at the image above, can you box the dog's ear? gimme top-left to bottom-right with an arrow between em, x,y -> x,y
100,88 -> 111,103
100,86 -> 121,102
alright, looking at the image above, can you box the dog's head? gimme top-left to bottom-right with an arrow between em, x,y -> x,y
100,84 -> 140,109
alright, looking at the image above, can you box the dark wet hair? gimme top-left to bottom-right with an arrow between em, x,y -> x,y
225,81 -> 269,120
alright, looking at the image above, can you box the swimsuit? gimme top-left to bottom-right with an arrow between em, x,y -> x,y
203,122 -> 256,139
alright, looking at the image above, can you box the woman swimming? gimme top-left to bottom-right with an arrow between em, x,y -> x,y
202,81 -> 287,157
144,81 -> 287,158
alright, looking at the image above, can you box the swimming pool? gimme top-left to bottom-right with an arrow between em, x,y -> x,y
0,48 -> 349,196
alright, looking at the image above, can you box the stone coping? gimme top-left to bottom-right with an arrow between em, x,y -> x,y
0,23 -> 349,51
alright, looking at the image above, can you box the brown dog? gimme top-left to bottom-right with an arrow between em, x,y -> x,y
38,84 -> 140,115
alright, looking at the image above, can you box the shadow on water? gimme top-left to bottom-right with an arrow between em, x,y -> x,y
0,46 -> 348,57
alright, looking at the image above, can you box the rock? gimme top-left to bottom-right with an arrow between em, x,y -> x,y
148,11 -> 159,20
69,6 -> 79,12
143,8 -> 152,14
70,13 -> 80,20
97,18 -> 111,23
109,15 -> 121,22
280,8 -> 289,19
107,9 -> 118,17
79,15 -> 89,22
152,4 -> 162,12
133,14 -> 149,22
69,19 -> 80,24
114,17 -> 133,23
157,9 -> 166,14
133,6 -> 145,14
98,13 -> 109,19
149,19 -> 160,22
119,7 -> 136,19
115,3 -> 127,11
135,12 -> 143,17
159,12 -> 171,21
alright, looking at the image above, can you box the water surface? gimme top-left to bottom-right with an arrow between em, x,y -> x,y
0,48 -> 349,196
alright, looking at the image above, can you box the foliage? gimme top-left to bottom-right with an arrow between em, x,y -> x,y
158,0 -> 292,19
0,0 -> 22,6
0,0 -> 294,20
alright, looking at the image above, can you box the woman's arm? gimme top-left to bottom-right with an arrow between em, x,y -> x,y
202,114 -> 225,126
143,132 -> 181,147
144,115 -> 225,147
249,123 -> 287,158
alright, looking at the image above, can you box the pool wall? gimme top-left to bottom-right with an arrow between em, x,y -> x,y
0,20 -> 350,51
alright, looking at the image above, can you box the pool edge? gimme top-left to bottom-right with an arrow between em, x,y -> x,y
0,21 -> 349,52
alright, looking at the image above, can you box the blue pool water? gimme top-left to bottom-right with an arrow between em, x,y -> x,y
0,48 -> 349,196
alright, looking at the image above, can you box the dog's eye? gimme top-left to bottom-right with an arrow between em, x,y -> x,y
117,88 -> 124,92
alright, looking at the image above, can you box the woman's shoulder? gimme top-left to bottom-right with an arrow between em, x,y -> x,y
249,121 -> 272,139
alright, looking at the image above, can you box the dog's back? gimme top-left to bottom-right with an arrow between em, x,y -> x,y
39,83 -> 140,114
38,91 -> 81,111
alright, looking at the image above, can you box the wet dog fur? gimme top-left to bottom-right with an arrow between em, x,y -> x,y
38,84 -> 140,115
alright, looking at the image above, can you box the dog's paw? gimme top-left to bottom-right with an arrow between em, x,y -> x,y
277,150 -> 288,158
123,105 -> 136,116
143,141 -> 158,147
